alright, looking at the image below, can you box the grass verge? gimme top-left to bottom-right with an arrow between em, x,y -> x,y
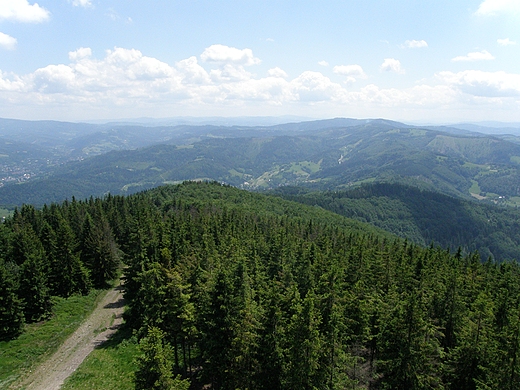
0,289 -> 104,389
61,328 -> 138,390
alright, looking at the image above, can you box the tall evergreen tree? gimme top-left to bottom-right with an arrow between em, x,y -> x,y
134,326 -> 190,390
10,225 -> 51,322
162,268 -> 195,374
0,260 -> 25,341
51,216 -> 90,297
282,288 -> 323,390
18,251 -> 51,323
200,269 -> 234,389
80,212 -> 121,288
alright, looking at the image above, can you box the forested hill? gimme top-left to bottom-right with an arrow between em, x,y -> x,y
3,119 -> 520,207
3,181 -> 520,389
271,182 -> 520,262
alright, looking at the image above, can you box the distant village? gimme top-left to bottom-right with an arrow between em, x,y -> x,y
0,163 -> 37,188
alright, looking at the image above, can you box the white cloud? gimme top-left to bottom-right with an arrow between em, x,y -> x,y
2,45 -> 520,121
380,58 -> 404,74
318,61 -> 329,67
333,64 -> 366,78
0,0 -> 50,23
200,44 -> 261,66
437,70 -> 520,97
476,0 -> 520,15
333,65 -> 367,84
105,47 -> 177,81
498,38 -> 517,46
0,32 -> 17,50
267,67 -> 288,78
291,71 -> 345,102
217,77 -> 293,104
12,47 -> 183,97
451,50 -> 495,62
176,56 -> 211,84
0,70 -> 26,92
70,0 -> 92,7
209,64 -> 252,83
403,40 -> 428,49
32,64 -> 77,94
68,47 -> 92,61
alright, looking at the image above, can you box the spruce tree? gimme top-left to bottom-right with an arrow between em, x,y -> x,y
134,326 -> 190,390
0,261 -> 25,341
80,212 -> 121,288
51,216 -> 90,297
10,225 -> 51,322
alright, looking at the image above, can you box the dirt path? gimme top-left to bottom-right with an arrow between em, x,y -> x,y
11,280 -> 126,390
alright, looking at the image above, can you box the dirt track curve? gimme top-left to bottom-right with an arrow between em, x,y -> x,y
11,279 -> 125,390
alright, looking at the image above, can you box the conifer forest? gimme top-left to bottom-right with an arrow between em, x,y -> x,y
2,181 -> 520,389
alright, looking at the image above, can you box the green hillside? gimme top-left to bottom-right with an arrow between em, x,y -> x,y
2,122 -> 520,207
271,182 -> 520,262
3,182 -> 520,389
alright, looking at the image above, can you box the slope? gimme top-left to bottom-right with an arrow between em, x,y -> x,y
272,182 -> 520,262
2,120 -> 520,207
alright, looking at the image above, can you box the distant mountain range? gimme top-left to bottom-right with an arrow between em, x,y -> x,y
1,117 -> 520,207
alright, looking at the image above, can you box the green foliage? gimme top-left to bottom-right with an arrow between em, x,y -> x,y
4,181 -> 520,389
80,212 -> 121,288
0,261 -> 24,341
273,182 -> 520,262
134,327 -> 189,390
0,196 -> 123,343
52,218 -> 91,297
9,223 -> 52,323
282,289 -> 323,389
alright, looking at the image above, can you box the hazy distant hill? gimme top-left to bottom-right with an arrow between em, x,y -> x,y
450,122 -> 520,136
0,118 -> 99,148
2,119 -> 520,207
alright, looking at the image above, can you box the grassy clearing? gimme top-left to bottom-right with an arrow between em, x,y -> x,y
507,197 -> 520,207
0,290 -> 104,388
61,329 -> 138,390
409,129 -> 427,136
463,162 -> 490,170
469,180 -> 481,196
288,161 -> 321,176
228,168 -> 246,178
0,208 -> 12,219
511,156 -> 520,164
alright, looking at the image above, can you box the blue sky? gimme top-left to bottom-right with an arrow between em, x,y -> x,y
0,0 -> 519,123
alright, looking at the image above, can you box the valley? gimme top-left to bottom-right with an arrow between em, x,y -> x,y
1,118 -> 520,208
2,115 -> 520,388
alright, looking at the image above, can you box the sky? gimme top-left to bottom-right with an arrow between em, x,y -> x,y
0,0 -> 519,123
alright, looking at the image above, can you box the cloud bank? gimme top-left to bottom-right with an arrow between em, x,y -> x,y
1,44 -> 520,121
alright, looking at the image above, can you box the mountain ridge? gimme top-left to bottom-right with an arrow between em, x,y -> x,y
2,118 -> 520,207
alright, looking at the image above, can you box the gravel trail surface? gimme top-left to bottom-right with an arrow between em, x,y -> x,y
11,280 -> 125,390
